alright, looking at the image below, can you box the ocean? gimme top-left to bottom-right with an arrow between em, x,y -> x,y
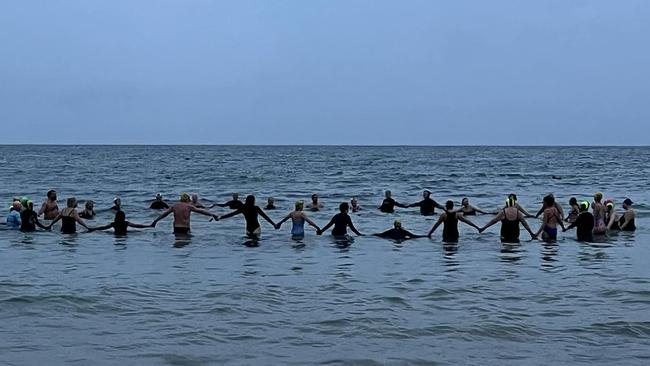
0,145 -> 648,365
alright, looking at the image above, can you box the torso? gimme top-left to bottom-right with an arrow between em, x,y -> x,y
43,200 -> 59,220
442,211 -> 459,242
172,203 -> 192,228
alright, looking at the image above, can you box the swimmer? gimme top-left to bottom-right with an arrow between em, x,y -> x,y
406,190 -> 444,216
46,197 -> 90,234
534,195 -> 565,242
265,197 -> 277,210
427,200 -> 480,243
89,210 -> 153,235
318,202 -> 363,237
591,192 -> 607,235
605,200 -> 619,230
458,197 -> 490,215
152,193 -> 219,235
190,193 -> 205,208
508,193 -> 534,217
149,194 -> 169,210
79,200 -> 96,219
306,194 -> 324,211
565,197 -> 579,223
211,193 -> 244,210
479,197 -> 536,243
6,201 -> 22,230
535,194 -> 564,220
618,198 -> 636,231
373,218 -> 426,241
38,190 -> 59,220
350,197 -> 362,212
378,190 -> 407,213
218,195 -> 276,239
20,201 -> 47,232
275,201 -> 320,239
563,201 -> 594,242
111,197 -> 122,211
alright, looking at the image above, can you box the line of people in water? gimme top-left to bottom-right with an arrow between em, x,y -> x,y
4,189 -> 637,244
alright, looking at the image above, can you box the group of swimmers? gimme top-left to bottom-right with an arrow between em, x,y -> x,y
4,189 -> 638,244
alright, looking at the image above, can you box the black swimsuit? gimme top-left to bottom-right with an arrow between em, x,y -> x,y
442,212 -> 459,243
500,210 -> 520,243
61,213 -> 77,234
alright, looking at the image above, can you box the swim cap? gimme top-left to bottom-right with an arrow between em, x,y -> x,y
180,193 -> 190,201
594,192 -> 603,200
295,200 -> 304,210
580,201 -> 590,211
505,197 -> 515,207
623,198 -> 633,206
606,202 -> 614,209
394,218 -> 402,227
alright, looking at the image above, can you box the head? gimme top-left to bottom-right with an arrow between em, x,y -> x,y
543,195 -> 555,208
508,193 -> 517,202
155,193 -> 163,202
85,200 -> 94,210
191,194 -> 199,203
114,210 -> 126,223
47,190 -> 57,201
295,200 -> 304,211
580,201 -> 590,212
623,198 -> 633,209
232,192 -> 239,200
311,194 -> 318,203
339,202 -> 349,213
445,200 -> 454,210
180,193 -> 191,203
423,190 -> 431,199
113,197 -> 121,207
67,197 -> 77,208
385,190 -> 392,198
394,218 -> 402,229
351,197 -> 358,206
594,192 -> 603,202
26,200 -> 34,210
606,202 -> 614,212
245,195 -> 255,206
12,201 -> 22,211
461,197 -> 469,207
505,197 -> 516,208
569,197 -> 577,206
267,197 -> 274,205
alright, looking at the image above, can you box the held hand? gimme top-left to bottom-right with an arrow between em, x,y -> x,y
274,223 -> 280,230
316,229 -> 323,236
151,221 -> 157,228
478,227 -> 485,233
213,215 -> 219,221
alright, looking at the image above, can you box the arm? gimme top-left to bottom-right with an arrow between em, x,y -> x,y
347,216 -> 362,236
38,202 -> 47,216
606,213 -> 617,230
435,201 -> 445,210
394,201 -> 408,208
219,209 -> 241,220
152,207 -> 173,226
518,212 -> 537,238
127,221 -> 153,229
472,205 -> 488,215
619,211 -> 634,230
564,217 -> 578,232
89,223 -> 114,232
406,201 -> 420,208
479,211 -> 505,232
373,229 -> 392,238
535,205 -> 544,218
517,204 -> 534,218
34,217 -> 47,230
302,213 -> 321,231
403,229 -> 426,239
427,215 -> 444,237
73,212 -> 89,230
275,214 -> 291,229
535,211 -> 549,236
318,218 -> 335,235
458,214 -> 480,231
257,207 -> 276,227
45,213 -> 62,229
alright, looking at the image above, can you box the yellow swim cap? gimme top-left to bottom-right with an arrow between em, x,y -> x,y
580,201 -> 590,210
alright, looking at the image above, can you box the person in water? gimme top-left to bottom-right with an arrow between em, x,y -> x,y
591,192 -> 607,235
458,197 -> 490,215
604,200 -> 619,230
563,201 -> 594,242
218,195 -> 276,238
479,197 -> 537,243
6,201 -> 22,230
350,197 -> 362,212
38,190 -> 59,220
190,193 -> 205,208
307,193 -> 323,211
211,193 -> 244,210
111,197 -> 122,211
427,200 -> 480,243
20,201 -> 47,232
534,195 -> 565,242
618,198 -> 636,231
46,197 -> 90,234
406,190 -> 444,216
379,190 -> 407,213
535,194 -> 564,220
150,194 -> 169,210
508,193 -> 534,217
89,210 -> 153,235
265,197 -> 276,210
318,202 -> 363,237
565,197 -> 579,223
275,201 -> 320,239
79,200 -> 96,219
152,193 -> 219,235
374,218 -> 425,241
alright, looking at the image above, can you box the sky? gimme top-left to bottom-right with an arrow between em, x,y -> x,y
1,0 -> 649,145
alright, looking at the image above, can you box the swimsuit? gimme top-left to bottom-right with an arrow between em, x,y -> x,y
442,212 -> 459,243
291,217 -> 305,237
619,216 -> 636,231
543,226 -> 557,240
61,213 -> 76,234
174,227 -> 190,235
500,210 -> 520,243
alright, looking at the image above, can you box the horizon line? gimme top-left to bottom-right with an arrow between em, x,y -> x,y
0,143 -> 646,148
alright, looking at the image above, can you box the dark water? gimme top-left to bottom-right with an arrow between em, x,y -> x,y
0,145 -> 649,365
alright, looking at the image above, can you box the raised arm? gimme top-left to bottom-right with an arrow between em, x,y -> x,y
472,205 -> 488,214
517,204 -> 534,218
152,207 -> 173,226
435,201 -> 445,210
189,206 -> 218,219
427,215 -> 445,237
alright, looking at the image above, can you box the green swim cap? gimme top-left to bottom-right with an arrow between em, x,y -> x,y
580,201 -> 590,210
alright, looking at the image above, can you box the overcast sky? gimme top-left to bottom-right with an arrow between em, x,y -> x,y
1,1 -> 648,145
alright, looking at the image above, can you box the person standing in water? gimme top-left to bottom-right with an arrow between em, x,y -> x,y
427,200 -> 480,243
592,192 -> 607,235
508,193 -> 534,217
79,200 -> 96,219
38,190 -> 59,220
563,201 -> 594,242
535,194 -> 564,220
150,194 -> 169,210
46,197 -> 90,234
379,190 -> 407,213
20,201 -> 47,232
618,198 -> 636,231
565,197 -> 579,224
374,218 -> 426,241
406,190 -> 444,216
318,202 -> 363,237
211,193 -> 244,210
6,201 -> 22,230
275,201 -> 320,239
479,197 -> 537,243
218,195 -> 277,239
152,193 -> 219,235
535,195 -> 565,242
90,210 -> 153,235
306,194 -> 324,211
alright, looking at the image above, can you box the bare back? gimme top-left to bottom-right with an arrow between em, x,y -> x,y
172,202 -> 192,228
544,207 -> 560,228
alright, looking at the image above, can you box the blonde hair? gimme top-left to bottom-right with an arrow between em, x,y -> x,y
295,200 -> 304,210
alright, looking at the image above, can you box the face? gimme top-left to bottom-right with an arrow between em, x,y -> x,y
462,198 -> 468,206
268,198 -> 274,204
312,195 -> 318,202
423,191 -> 430,199
232,193 -> 238,200
115,199 -> 121,206
87,202 -> 94,210
49,192 -> 57,201
385,191 -> 391,198
351,198 -> 357,206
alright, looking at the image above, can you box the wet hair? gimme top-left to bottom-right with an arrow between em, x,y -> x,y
569,197 -> 577,206
47,190 -> 56,199
295,201 -> 304,210
445,200 -> 454,210
66,197 -> 77,208
245,195 -> 255,206
462,197 -> 469,205
311,194 -> 318,200
339,202 -> 349,212
423,190 -> 431,197
114,210 -> 126,223
543,195 -> 555,207
85,200 -> 94,209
